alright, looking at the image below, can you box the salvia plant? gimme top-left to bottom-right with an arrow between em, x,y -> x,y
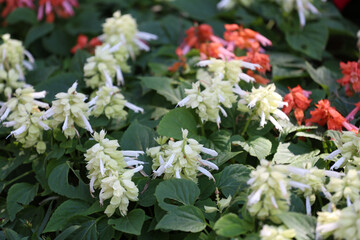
1,0 -> 360,239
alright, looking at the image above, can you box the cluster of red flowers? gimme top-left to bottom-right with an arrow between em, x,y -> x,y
170,23 -> 272,84
0,0 -> 78,22
70,34 -> 102,54
337,60 -> 360,97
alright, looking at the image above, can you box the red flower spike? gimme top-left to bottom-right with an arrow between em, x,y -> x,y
37,0 -> 79,22
337,60 -> 360,97
0,0 -> 33,18
238,52 -> 271,74
306,99 -> 358,133
178,24 -> 215,56
282,85 -> 312,125
71,34 -> 102,54
246,70 -> 269,85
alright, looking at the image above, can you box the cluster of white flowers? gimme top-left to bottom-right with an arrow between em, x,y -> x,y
84,11 -> 157,89
260,224 -> 296,240
217,0 -> 323,27
237,84 -> 289,131
84,130 -> 144,217
177,58 -> 260,127
146,129 -> 219,182
0,34 -> 34,97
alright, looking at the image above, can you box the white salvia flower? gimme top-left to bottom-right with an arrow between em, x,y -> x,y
260,225 -> 296,240
333,199 -> 360,240
147,129 -> 218,182
84,130 -> 144,217
46,82 -> 93,139
316,208 -> 341,239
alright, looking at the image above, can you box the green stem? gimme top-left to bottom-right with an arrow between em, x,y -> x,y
200,121 -> 205,136
4,170 -> 34,188
241,112 -> 254,136
316,192 -> 323,208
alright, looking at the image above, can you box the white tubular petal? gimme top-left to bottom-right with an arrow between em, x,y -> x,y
1,107 -> 11,121
201,147 -> 218,157
81,113 -> 93,133
126,160 -> 144,166
3,121 -> 16,127
88,96 -> 98,107
330,157 -> 345,170
136,31 -> 158,40
296,0 -> 306,27
216,116 -> 221,129
24,50 -> 35,63
289,180 -> 310,191
176,96 -> 190,107
306,2 -> 319,14
116,66 -> 124,86
124,101 -> 144,113
278,180 -> 288,198
175,170 -> 181,179
238,73 -> 255,83
247,177 -> 255,185
233,85 -> 247,96
33,100 -> 50,109
288,166 -> 310,176
321,186 -> 332,199
240,61 -> 261,70
260,111 -> 266,127
159,155 -> 164,165
103,70 -> 113,88
153,165 -> 165,177
164,153 -> 176,169
97,34 -> 105,42
316,223 -> 339,235
89,176 -> 96,193
128,45 -> 135,60
7,124 -> 27,138
247,98 -> 257,108
2,48 -> 6,61
270,195 -> 278,208
109,42 -> 123,53
122,150 -> 144,157
41,107 -> 54,120
278,101 -> 288,108
71,81 -> 78,90
324,170 -> 344,178
218,94 -> 225,103
306,196 -> 311,216
200,159 -> 219,170
346,195 -> 352,206
38,120 -> 51,130
324,149 -> 342,160
248,188 -> 263,206
218,105 -> 227,117
269,116 -> 283,131
217,0 -> 231,9
217,72 -> 225,80
16,64 -> 25,81
133,38 -> 150,51
274,109 -> 289,121
32,90 -> 47,99
198,166 -> 214,180
62,115 -> 69,131
101,43 -> 110,52
99,157 -> 105,176
133,165 -> 144,173
197,60 -> 211,67
23,60 -> 33,70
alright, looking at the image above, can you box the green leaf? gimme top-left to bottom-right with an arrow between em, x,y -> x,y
42,29 -> 73,56
120,120 -> 157,151
214,213 -> 250,237
6,8 -> 36,24
273,142 -> 320,166
325,130 -> 342,147
65,8 -> 102,35
233,136 -> 272,160
215,164 -> 250,197
3,228 -> 24,240
214,151 -> 242,167
54,226 -> 81,240
0,154 -> 25,181
44,200 -> 92,232
277,212 -> 316,240
156,206 -> 206,232
170,0 -> 218,21
109,209 -> 145,236
47,162 -> 91,202
285,22 -> 329,60
25,23 -> 54,47
138,179 -> 162,207
72,220 -> 98,240
157,108 -> 198,140
35,73 -> 77,102
155,178 -> 200,211
139,76 -> 183,104
207,130 -> 232,152
6,183 -> 38,221
295,132 -> 323,141
26,66 -> 58,86
305,62 -> 338,93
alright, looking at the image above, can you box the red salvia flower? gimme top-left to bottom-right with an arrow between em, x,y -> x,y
246,70 -> 269,85
346,102 -> 360,121
337,60 -> 360,97
199,42 -> 234,60
306,99 -> 358,132
282,85 -> 312,125
238,52 -> 271,74
223,24 -> 272,52
0,0 -> 33,18
70,34 -> 101,54
37,0 -> 79,22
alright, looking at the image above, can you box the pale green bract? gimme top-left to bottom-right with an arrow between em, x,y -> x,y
260,224 -> 296,240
